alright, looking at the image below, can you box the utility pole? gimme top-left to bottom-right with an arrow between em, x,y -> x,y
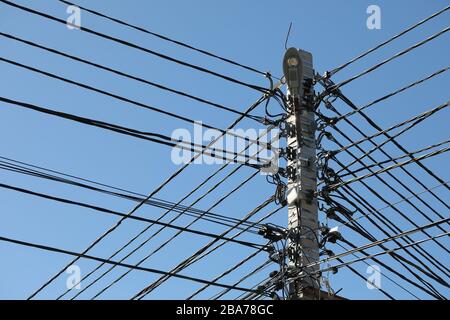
282,48 -> 320,299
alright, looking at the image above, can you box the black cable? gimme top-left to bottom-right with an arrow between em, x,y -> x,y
326,107 -> 450,226
291,219 -> 449,294
0,160 -> 262,232
132,198 -> 280,300
28,91 -> 269,299
187,246 -> 267,299
330,232 -> 450,274
317,84 -> 450,218
326,5 -> 449,76
123,200 -> 279,300
0,57 -> 273,149
78,171 -> 260,300
0,32 -> 264,122
330,26 -> 449,89
328,84 -> 450,197
0,235 -> 259,294
339,139 -> 450,177
331,147 -> 450,188
338,239 -> 442,299
57,0 -> 271,77
334,146 -> 450,189
331,189 -> 449,295
336,66 -> 449,121
336,181 -> 449,229
0,182 -> 266,250
327,138 -> 450,277
321,167 -> 449,290
334,101 -> 449,157
214,260 -> 273,300
338,183 -> 450,281
61,128 -> 279,300
0,0 -> 269,93
335,243 -> 419,299
319,129 -> 450,282
0,96 -> 266,169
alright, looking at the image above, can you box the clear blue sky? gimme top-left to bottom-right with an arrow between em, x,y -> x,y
0,0 -> 448,300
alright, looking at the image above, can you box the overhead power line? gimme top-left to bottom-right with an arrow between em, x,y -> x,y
336,66 -> 449,121
330,26 -> 449,90
326,136 -> 450,271
0,182 -> 266,250
57,0 -> 271,77
74,171 -> 260,300
187,247 -> 266,300
0,159 -> 263,231
339,139 -> 450,177
332,145 -> 450,189
0,56 -> 274,149
319,97 -> 450,233
328,232 -> 450,274
295,218 -> 450,277
132,197 -> 279,300
336,181 -> 450,229
320,125 -> 450,280
28,91 -> 270,299
0,32 -> 265,122
326,5 -> 449,76
0,0 -> 269,93
58,127 -> 278,300
213,260 -> 273,300
0,96 -> 269,169
0,234 -> 259,294
334,101 -> 449,156
334,243 -> 418,299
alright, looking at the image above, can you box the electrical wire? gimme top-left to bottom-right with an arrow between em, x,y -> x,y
321,121 -> 450,257
0,96 -> 268,169
186,246 -> 267,299
56,0 -> 272,77
0,57 -> 275,149
131,198 -> 280,300
0,235 -> 259,294
326,141 -> 450,277
317,83 -> 450,214
326,5 -> 449,76
0,160 -> 263,232
339,139 -> 450,177
214,260 -> 273,300
333,101 -> 449,158
0,182 -> 266,250
292,217 -> 449,278
335,243 -> 420,299
333,146 -> 450,189
0,32 -> 265,122
26,13 -> 273,297
78,171 -> 260,300
0,0 -> 269,93
336,66 -> 449,121
318,128 -> 450,284
336,181 -> 449,229
329,26 -> 449,90
60,127 -> 280,299
329,232 -> 450,274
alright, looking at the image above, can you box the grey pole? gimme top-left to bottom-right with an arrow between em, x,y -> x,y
283,48 -> 320,299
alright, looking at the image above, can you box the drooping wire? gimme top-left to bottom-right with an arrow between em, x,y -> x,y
27,91 -> 270,299
0,0 -> 270,93
0,235 -> 260,294
57,0 -> 273,78
0,32 -> 265,123
326,5 -> 449,77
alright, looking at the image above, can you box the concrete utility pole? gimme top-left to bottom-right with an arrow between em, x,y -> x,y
282,48 -> 320,299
